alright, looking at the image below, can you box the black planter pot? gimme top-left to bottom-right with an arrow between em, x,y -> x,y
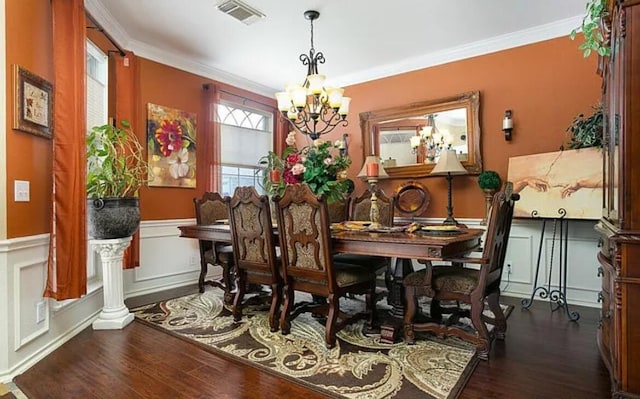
87,197 -> 140,239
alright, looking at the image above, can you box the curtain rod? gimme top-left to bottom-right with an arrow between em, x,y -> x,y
86,13 -> 126,57
204,84 -> 276,110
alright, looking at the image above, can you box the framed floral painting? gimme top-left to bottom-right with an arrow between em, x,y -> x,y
146,103 -> 197,188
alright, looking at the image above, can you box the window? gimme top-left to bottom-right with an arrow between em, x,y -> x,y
86,39 -> 108,286
216,103 -> 273,196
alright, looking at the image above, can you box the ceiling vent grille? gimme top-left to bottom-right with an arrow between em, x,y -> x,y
217,0 -> 265,25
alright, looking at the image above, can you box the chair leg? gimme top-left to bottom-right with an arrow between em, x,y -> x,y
487,289 -> 507,340
280,284 -> 294,335
222,260 -> 235,304
403,286 -> 416,344
367,280 -> 377,328
198,257 -> 207,293
470,297 -> 491,360
268,282 -> 281,332
430,299 -> 443,321
325,293 -> 339,348
232,270 -> 246,322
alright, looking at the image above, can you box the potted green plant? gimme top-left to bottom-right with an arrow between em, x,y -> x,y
478,170 -> 502,225
565,104 -> 603,149
258,150 -> 286,196
478,170 -> 502,192
86,120 -> 149,239
570,0 -> 610,58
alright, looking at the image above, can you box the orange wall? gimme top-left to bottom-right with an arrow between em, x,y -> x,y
5,0 -> 53,238
342,37 -> 601,219
4,10 -> 601,237
136,58 -> 277,220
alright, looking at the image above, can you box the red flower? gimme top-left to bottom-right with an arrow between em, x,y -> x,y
283,168 -> 303,184
285,153 -> 302,166
155,119 -> 183,157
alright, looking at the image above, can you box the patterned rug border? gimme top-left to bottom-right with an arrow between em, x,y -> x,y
133,315 -> 346,399
132,292 -> 511,399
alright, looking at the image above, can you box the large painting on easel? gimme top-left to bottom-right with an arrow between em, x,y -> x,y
507,147 -> 602,220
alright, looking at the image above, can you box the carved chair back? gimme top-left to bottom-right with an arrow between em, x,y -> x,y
350,189 -> 395,226
273,184 -> 337,293
227,186 -> 281,330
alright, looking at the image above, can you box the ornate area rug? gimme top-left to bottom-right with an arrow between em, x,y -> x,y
133,291 -> 501,399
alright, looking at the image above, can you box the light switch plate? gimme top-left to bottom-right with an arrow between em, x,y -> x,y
14,180 -> 30,202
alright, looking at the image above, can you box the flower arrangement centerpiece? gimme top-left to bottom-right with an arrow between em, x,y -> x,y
260,132 -> 352,203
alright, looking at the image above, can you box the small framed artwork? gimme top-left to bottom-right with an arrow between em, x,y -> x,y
13,65 -> 54,139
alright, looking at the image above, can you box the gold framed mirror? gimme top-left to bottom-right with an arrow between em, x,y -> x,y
360,91 -> 482,178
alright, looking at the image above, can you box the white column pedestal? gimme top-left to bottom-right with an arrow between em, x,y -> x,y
91,236 -> 134,330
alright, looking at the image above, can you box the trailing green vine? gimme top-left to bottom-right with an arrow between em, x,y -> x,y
570,0 -> 610,58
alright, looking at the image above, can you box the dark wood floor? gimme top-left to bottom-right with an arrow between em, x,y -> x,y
13,285 -> 611,399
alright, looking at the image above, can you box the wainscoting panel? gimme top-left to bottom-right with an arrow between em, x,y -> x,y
125,219 -> 208,298
14,257 -> 48,351
0,234 -> 101,384
505,218 -> 600,308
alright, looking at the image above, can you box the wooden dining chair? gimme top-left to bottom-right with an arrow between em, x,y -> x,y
349,188 -> 395,226
336,188 -> 395,293
193,192 -> 235,302
327,197 -> 351,223
227,186 -> 282,331
403,182 -> 519,360
273,184 -> 377,348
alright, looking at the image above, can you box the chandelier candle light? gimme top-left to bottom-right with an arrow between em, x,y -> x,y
275,10 -> 350,140
358,155 -> 388,229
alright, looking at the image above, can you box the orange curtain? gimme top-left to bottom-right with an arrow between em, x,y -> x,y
202,84 -> 221,191
113,52 -> 141,269
44,0 -> 87,300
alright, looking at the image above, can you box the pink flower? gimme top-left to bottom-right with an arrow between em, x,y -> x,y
291,163 -> 305,175
286,131 -> 297,146
324,157 -> 333,166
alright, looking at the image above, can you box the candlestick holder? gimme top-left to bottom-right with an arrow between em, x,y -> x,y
357,155 -> 389,228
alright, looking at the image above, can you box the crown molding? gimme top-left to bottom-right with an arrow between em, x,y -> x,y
332,15 -> 583,88
84,0 -> 276,96
84,0 -> 582,95
85,0 -> 131,50
127,38 -> 277,96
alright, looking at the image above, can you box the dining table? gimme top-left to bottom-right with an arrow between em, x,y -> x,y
178,223 -> 484,341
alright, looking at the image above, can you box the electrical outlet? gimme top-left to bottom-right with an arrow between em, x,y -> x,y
506,262 -> 513,275
14,180 -> 30,202
189,255 -> 198,266
36,301 -> 46,324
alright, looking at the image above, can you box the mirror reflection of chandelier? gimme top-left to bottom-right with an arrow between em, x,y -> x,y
275,10 -> 350,141
410,114 -> 452,163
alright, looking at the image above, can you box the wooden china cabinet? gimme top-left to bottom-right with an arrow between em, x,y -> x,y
595,1 -> 640,397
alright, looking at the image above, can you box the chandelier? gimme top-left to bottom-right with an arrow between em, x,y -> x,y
275,10 -> 350,141
410,114 -> 452,163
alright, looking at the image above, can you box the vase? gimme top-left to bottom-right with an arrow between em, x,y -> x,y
87,197 -> 140,239
481,189 -> 496,225
269,170 -> 281,183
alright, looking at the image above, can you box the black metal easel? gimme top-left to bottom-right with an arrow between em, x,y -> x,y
521,208 -> 580,321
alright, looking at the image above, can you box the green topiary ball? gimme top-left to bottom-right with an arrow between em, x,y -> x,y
478,171 -> 502,191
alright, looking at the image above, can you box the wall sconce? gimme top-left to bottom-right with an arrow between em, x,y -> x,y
502,110 -> 513,141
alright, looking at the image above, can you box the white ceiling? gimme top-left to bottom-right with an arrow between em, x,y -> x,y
85,0 -> 587,97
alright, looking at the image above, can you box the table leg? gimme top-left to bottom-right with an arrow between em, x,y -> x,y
380,258 -> 414,343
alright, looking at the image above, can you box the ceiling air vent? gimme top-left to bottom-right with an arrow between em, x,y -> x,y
217,0 -> 265,25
